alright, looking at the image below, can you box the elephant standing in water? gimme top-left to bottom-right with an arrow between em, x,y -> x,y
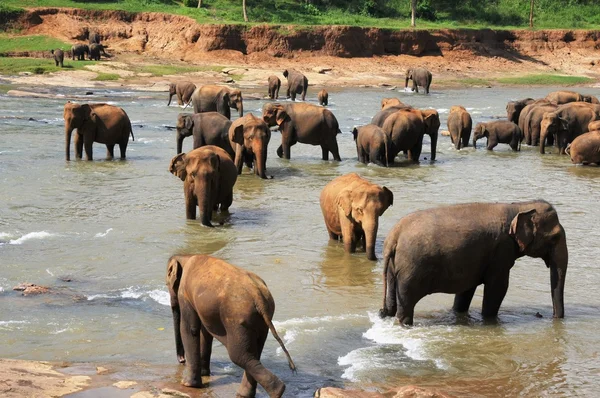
523,103 -> 558,146
540,102 -> 600,155
566,131 -> 600,165
192,85 -> 243,119
283,69 -> 308,101
381,108 -> 440,162
228,114 -> 272,179
262,102 -> 342,161
318,89 -> 329,106
352,124 -> 391,166
380,200 -> 568,325
267,75 -> 280,100
405,67 -> 432,94
169,146 -> 237,227
168,82 -> 196,107
63,102 -> 134,161
166,254 -> 295,396
320,173 -> 393,260
447,105 -> 472,150
473,120 -> 521,151
175,112 -> 233,156
506,98 -> 535,124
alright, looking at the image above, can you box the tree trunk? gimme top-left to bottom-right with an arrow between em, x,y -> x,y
197,0 -> 201,8
529,0 -> 534,28
242,0 -> 248,22
411,0 -> 416,27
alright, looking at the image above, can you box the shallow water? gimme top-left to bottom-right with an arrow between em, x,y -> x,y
1,85 -> 600,397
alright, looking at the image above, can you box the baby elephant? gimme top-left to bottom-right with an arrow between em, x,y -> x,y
352,124 -> 391,166
51,49 -> 64,67
566,130 -> 600,165
318,89 -> 329,106
447,105 -> 472,150
473,120 -> 521,151
167,254 -> 295,397
267,75 -> 281,100
320,173 -> 393,260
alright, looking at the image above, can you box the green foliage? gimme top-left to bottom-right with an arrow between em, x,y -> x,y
134,64 -> 223,76
92,72 -> 120,81
0,34 -> 71,54
0,57 -> 96,75
497,74 -> 594,85
182,0 -> 199,7
416,0 -> 436,21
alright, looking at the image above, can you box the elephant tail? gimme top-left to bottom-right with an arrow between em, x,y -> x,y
258,305 -> 297,373
381,247 -> 394,315
565,143 -> 571,156
128,120 -> 135,141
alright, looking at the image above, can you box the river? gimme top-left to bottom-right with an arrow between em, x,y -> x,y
1,85 -> 599,397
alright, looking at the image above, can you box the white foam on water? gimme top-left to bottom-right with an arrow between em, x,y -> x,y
148,289 -> 170,306
0,232 -> 11,240
272,313 -> 363,329
46,268 -> 54,277
9,231 -> 55,245
87,293 -> 116,301
51,328 -> 70,334
0,320 -> 29,330
437,108 -> 449,114
94,228 -> 113,238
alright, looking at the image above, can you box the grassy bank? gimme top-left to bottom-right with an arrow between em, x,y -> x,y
0,57 -> 96,75
2,0 -> 600,29
0,34 -> 71,54
452,74 -> 594,87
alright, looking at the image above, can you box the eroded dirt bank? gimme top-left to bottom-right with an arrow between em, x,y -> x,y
3,7 -> 600,89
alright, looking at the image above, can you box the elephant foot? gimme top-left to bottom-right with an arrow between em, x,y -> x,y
177,355 -> 186,364
378,308 -> 389,318
182,374 -> 203,388
200,368 -> 211,376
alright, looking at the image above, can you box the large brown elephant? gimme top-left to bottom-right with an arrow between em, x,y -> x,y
380,98 -> 406,109
320,173 -> 393,260
506,98 -> 535,124
546,90 -> 600,105
168,82 -> 196,106
175,112 -> 234,157
405,67 -> 432,94
447,105 -> 472,150
371,103 -> 412,127
566,130 -> 600,165
352,124 -> 391,166
523,103 -> 558,146
381,108 -> 439,162
380,200 -> 568,325
191,85 -> 243,119
63,101 -> 134,161
283,69 -> 308,101
228,113 -> 271,179
262,102 -> 342,161
518,99 -> 550,134
540,102 -> 600,154
166,254 -> 295,396
267,75 -> 281,100
169,146 -> 237,227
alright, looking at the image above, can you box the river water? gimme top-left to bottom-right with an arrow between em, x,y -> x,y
1,84 -> 599,397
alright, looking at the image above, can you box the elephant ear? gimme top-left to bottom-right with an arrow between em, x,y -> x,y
336,191 -> 353,218
169,153 -> 188,181
184,115 -> 193,131
276,109 -> 289,127
166,256 -> 183,297
229,118 -> 245,144
352,127 -> 359,141
383,186 -> 394,208
558,116 -> 569,130
509,209 -> 537,252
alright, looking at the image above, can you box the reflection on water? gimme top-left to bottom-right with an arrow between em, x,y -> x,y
1,85 -> 600,396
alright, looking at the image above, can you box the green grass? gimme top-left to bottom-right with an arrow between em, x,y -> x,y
497,74 -> 594,85
134,64 -> 223,76
92,72 -> 120,81
0,57 -> 96,75
0,34 -> 71,54
3,0 -> 600,30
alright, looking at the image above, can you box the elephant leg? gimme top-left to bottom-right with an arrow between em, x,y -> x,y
119,139 -> 128,159
425,82 -> 430,94
221,191 -> 233,213
276,145 -> 284,159
321,146 -> 329,161
413,82 -> 418,93
301,90 -> 306,102
199,325 -> 213,376
452,286 -> 477,313
106,144 -> 115,160
370,148 -> 384,166
461,133 -> 469,149
328,229 -> 339,240
84,137 -> 94,161
482,273 -> 509,318
487,138 -> 498,151
329,139 -> 342,161
185,190 -> 197,220
291,92 -> 296,101
281,143 -> 291,160
180,301 -> 203,388
396,284 -> 416,326
74,132 -> 84,160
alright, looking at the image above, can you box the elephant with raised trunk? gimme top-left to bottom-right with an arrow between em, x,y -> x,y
168,82 -> 196,107
267,75 -> 280,100
169,146 -> 237,227
352,124 -> 391,166
191,85 -> 243,119
166,254 -> 295,396
447,105 -> 472,150
63,101 -> 134,161
71,44 -> 89,61
262,102 -> 342,161
283,69 -> 308,101
506,98 -> 535,124
540,102 -> 600,155
320,173 -> 393,260
380,200 -> 568,325
175,112 -> 234,157
381,108 -> 439,162
229,113 -> 272,179
473,120 -> 521,151
405,67 -> 432,94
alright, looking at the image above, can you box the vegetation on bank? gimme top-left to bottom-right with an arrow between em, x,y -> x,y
0,57 -> 96,75
0,34 -> 71,54
452,74 -> 594,87
2,0 -> 600,29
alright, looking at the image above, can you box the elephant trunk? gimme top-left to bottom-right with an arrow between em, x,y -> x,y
237,101 -> 243,117
404,77 -> 409,89
546,230 -> 568,318
195,178 -> 215,227
472,136 -> 478,149
171,304 -> 185,363
168,92 -> 174,106
429,130 -> 438,161
363,219 -> 378,261
65,125 -> 74,161
540,127 -> 549,154
176,132 -> 185,155
255,144 -> 268,179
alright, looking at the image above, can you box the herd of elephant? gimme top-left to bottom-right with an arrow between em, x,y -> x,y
61,69 -> 582,397
50,31 -> 108,67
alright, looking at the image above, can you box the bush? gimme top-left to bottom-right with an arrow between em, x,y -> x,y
417,0 -> 436,21
182,0 -> 198,7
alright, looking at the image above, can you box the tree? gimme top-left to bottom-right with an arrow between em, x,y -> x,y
411,0 -> 416,27
197,0 -> 201,8
243,0 -> 248,22
529,0 -> 534,28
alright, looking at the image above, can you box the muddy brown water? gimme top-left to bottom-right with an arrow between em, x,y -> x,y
1,85 -> 600,397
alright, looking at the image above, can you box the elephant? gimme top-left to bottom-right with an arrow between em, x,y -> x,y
588,120 -> 600,131
506,98 -> 535,124
371,103 -> 413,127
381,108 -> 439,162
546,90 -> 600,105
262,102 -> 342,161
405,67 -> 432,94
50,49 -> 64,67
473,120 -> 521,151
169,145 -> 237,227
283,69 -> 308,101
168,81 -> 197,107
379,200 -> 568,326
166,254 -> 295,396
175,112 -> 234,157
540,102 -> 600,154
267,75 -> 280,100
318,89 -> 329,106
89,31 -> 101,45
71,44 -> 89,61
523,103 -> 558,146
89,43 -> 107,61
518,99 -> 551,134
566,131 -> 600,165
352,124 -> 391,166
447,105 -> 472,150
228,113 -> 272,179
320,173 -> 393,260
63,101 -> 134,161
191,85 -> 243,119
381,98 -> 406,109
